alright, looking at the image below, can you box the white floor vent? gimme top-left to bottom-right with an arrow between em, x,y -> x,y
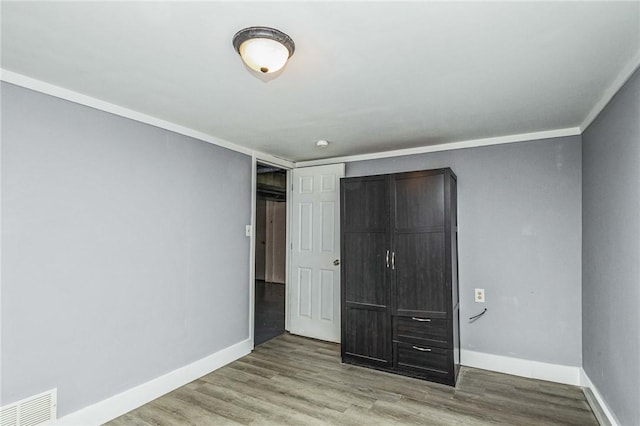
0,389 -> 57,426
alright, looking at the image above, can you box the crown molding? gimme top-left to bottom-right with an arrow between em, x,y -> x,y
580,52 -> 640,132
0,69 -> 295,169
10,63 -> 638,170
295,127 -> 581,168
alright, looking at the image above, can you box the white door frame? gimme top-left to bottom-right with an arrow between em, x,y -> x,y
249,154 -> 294,348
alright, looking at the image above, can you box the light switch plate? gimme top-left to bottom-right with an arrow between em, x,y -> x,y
245,225 -> 252,237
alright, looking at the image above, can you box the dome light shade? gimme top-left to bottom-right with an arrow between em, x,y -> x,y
239,38 -> 289,74
233,27 -> 295,74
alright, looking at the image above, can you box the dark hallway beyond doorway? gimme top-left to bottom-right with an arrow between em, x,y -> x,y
254,280 -> 285,346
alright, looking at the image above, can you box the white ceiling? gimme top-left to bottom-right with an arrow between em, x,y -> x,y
2,1 -> 639,162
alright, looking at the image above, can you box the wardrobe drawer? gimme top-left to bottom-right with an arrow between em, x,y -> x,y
394,316 -> 449,347
394,342 -> 452,379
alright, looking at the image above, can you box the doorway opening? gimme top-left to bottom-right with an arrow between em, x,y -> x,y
254,163 -> 287,346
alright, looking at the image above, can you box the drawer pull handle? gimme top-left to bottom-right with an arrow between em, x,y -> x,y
411,317 -> 431,322
412,346 -> 432,352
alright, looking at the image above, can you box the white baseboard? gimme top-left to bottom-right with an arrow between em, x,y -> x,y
580,368 -> 620,426
460,349 -> 581,386
48,344 -> 620,426
52,338 -> 253,426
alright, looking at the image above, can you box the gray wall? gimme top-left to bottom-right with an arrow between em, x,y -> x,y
347,136 -> 583,366
582,68 -> 640,426
1,83 -> 252,416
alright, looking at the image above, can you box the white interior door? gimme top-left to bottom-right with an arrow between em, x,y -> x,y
289,164 -> 344,343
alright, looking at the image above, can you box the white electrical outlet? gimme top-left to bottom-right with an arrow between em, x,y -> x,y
475,288 -> 485,303
245,225 -> 252,237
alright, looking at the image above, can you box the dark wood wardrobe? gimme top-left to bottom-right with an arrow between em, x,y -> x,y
340,168 -> 460,386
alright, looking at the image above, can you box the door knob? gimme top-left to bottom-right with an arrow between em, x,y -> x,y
333,259 -> 340,266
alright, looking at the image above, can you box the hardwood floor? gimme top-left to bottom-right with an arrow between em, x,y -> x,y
106,333 -> 598,425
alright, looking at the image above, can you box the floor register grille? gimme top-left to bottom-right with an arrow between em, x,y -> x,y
0,389 -> 56,426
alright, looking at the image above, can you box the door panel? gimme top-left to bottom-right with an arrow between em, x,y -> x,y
289,164 -> 344,342
343,307 -> 390,365
395,232 -> 446,315
320,202 -> 336,252
391,171 -> 448,317
393,173 -> 444,230
341,175 -> 391,364
343,233 -> 387,306
319,269 -> 335,321
342,177 -> 388,231
297,267 -> 312,318
298,202 -> 313,251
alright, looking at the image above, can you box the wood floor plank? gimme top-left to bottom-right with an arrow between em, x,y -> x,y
201,371 -> 350,424
107,412 -> 155,426
191,380 -> 325,425
205,370 -> 350,417
105,333 -> 598,426
169,386 -> 257,425
147,395 -> 240,426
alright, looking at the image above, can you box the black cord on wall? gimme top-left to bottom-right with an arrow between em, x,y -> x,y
469,308 -> 487,322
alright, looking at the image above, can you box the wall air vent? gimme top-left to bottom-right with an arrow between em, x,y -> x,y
0,389 -> 57,426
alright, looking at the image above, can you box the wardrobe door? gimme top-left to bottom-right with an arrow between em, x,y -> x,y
390,171 -> 448,318
341,175 -> 391,366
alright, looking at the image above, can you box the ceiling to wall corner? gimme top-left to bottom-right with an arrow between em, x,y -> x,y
1,1 -> 639,162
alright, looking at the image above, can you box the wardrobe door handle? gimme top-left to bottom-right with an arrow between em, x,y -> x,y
412,346 -> 432,352
385,250 -> 389,268
392,252 -> 395,270
411,317 -> 431,322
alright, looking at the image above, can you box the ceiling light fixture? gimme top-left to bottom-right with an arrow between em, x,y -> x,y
232,26 -> 295,74
316,140 -> 329,148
